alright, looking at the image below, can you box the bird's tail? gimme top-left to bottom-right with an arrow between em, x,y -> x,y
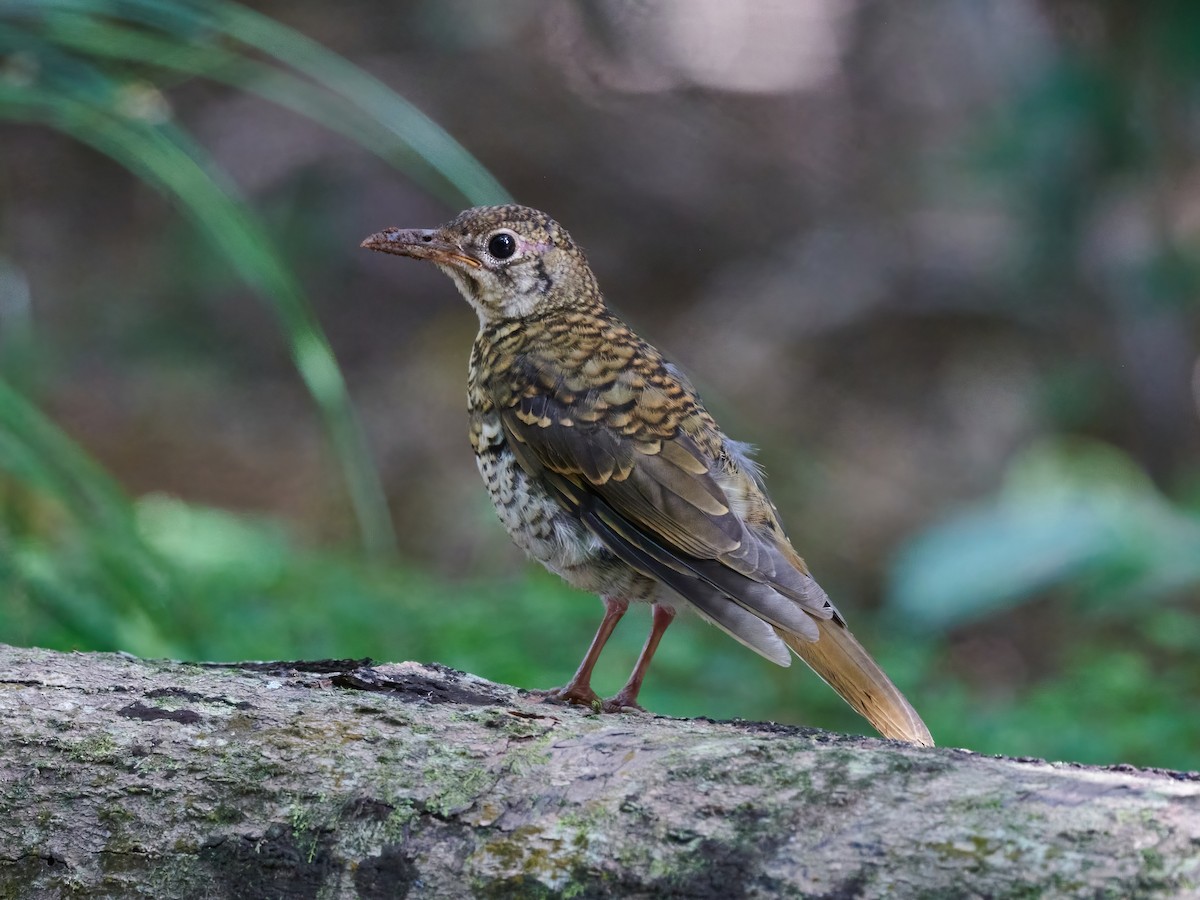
778,620 -> 934,747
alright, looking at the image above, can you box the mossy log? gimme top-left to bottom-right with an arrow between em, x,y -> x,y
1,643 -> 1197,899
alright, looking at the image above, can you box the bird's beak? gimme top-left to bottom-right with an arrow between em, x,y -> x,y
360,227 -> 482,269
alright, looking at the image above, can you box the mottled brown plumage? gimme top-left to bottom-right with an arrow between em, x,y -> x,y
362,205 -> 933,746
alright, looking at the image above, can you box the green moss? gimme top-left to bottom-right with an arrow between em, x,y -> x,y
926,834 -> 999,862
448,707 -> 493,724
481,826 -> 548,870
472,874 -> 560,899
290,804 -> 326,865
96,798 -> 150,863
205,802 -> 246,825
221,711 -> 260,735
426,760 -> 493,817
557,802 -> 611,852
380,799 -> 419,843
1140,847 -> 1165,875
475,824 -> 594,897
502,734 -> 554,775
65,732 -> 120,763
99,805 -> 136,826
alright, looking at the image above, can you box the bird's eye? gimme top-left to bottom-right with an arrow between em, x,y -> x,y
487,232 -> 517,260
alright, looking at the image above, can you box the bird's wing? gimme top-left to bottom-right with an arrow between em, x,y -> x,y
495,345 -> 834,661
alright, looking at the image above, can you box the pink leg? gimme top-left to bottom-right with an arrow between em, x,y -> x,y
534,596 -> 629,708
604,604 -> 676,712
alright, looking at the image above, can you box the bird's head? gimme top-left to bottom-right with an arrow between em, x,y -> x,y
362,204 -> 600,324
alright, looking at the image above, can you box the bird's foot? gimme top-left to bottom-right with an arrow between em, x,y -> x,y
528,684 -> 603,711
600,688 -> 645,714
527,682 -> 647,714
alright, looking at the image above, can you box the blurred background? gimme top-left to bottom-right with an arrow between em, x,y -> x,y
2,0 -> 1199,769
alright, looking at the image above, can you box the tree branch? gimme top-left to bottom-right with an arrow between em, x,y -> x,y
0,643 -> 1196,898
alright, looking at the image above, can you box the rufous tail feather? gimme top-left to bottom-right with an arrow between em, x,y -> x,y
779,621 -> 934,747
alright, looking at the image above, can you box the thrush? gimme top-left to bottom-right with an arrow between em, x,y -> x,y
362,205 -> 933,746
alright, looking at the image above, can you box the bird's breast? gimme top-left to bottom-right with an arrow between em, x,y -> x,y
467,327 -> 657,600
471,427 -> 637,596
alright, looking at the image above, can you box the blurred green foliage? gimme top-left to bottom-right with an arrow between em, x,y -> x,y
890,439 -> 1200,630
0,0 -> 509,557
2,1 -> 1199,774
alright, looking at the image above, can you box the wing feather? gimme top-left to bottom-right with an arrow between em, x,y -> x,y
497,352 -> 831,654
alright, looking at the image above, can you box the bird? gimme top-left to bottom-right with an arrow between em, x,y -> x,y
362,204 -> 933,746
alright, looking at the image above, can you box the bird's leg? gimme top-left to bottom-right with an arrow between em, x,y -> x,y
604,604 -> 676,712
532,595 -> 629,709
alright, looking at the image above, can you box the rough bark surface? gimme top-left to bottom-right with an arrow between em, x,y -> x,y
0,643 -> 1197,899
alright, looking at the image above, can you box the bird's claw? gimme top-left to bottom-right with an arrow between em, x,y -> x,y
601,691 -> 645,714
527,685 -> 644,714
528,684 -> 603,710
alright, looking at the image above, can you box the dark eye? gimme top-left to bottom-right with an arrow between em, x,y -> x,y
487,232 -> 517,260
